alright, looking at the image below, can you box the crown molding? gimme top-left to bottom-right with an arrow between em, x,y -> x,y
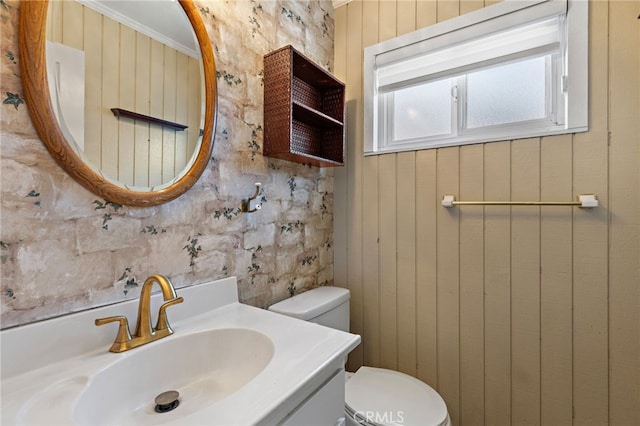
333,0 -> 352,9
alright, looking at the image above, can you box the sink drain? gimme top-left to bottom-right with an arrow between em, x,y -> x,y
154,390 -> 180,413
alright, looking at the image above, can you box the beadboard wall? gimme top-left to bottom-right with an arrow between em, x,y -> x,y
1,0 -> 336,328
333,1 -> 639,425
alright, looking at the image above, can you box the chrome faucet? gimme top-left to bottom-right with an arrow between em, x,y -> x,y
95,275 -> 184,353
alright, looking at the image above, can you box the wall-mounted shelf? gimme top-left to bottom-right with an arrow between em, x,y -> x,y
110,108 -> 188,131
292,102 -> 343,128
263,45 -> 345,167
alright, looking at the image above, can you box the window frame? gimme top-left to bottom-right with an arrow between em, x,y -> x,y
363,0 -> 588,155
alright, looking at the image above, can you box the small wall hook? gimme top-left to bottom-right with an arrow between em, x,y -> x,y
241,182 -> 262,213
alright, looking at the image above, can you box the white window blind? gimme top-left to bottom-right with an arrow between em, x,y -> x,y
376,16 -> 563,92
364,0 -> 588,154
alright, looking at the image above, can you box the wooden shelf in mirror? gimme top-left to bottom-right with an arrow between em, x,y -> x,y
110,108 -> 188,131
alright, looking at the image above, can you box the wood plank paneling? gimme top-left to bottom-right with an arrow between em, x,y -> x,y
148,39 -> 164,187
540,134 -> 573,426
118,25 -> 136,184
101,17 -> 119,178
333,1 -> 638,425
608,1 -> 640,425
187,58 -> 201,158
396,152 -> 417,376
175,53 -> 189,172
361,0 -> 381,370
436,147 -> 460,425
360,0 -> 378,48
459,143 -> 485,426
134,32 -> 151,186
397,0 -> 416,35
62,1 -> 83,50
483,141 -> 511,425
572,1 -> 610,424
162,47 -> 178,181
415,149 -> 438,387
47,1 -> 62,42
510,138 -> 541,426
376,0 -> 399,373
437,0 -> 459,22
332,3 -> 347,299
83,7 -> 102,168
362,156 -> 380,367
378,0 -> 397,42
378,153 -> 398,370
346,0 -> 365,371
460,0 -> 483,15
416,0 -> 437,28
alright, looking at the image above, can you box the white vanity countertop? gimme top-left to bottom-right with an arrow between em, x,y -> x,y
1,277 -> 361,425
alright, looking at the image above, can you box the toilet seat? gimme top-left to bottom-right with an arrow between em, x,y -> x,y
345,367 -> 449,426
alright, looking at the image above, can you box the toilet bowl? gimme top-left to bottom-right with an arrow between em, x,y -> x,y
344,367 -> 450,426
269,286 -> 451,426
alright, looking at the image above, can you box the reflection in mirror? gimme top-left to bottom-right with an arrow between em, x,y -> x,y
20,0 -> 216,206
45,0 -> 204,189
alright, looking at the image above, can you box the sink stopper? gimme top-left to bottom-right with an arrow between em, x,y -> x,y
154,390 -> 180,413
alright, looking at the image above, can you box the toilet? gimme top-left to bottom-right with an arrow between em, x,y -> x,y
269,286 -> 451,426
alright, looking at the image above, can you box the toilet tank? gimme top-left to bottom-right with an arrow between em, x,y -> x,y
268,286 -> 351,332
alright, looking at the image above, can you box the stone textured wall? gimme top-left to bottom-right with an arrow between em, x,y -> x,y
0,0 -> 336,329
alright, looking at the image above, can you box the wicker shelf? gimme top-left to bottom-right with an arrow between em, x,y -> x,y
263,45 -> 345,167
292,102 -> 343,128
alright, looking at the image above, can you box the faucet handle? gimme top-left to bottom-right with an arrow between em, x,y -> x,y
95,316 -> 132,345
155,297 -> 184,331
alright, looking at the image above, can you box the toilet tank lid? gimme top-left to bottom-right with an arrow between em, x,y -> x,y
268,286 -> 350,321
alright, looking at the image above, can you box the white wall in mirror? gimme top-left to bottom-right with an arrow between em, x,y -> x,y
45,41 -> 85,152
77,0 -> 199,58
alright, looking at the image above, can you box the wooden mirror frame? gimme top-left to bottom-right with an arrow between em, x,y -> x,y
19,0 -> 217,207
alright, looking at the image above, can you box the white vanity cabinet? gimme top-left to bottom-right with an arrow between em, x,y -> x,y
281,368 -> 346,426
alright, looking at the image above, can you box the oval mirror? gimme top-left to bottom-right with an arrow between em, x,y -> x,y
19,0 -> 217,207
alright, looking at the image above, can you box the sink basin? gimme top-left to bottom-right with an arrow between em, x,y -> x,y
2,277 -> 360,425
72,328 -> 274,425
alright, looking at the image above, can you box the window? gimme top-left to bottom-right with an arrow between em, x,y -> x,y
364,0 -> 588,154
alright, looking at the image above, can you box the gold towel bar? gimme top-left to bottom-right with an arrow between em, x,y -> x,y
441,194 -> 598,208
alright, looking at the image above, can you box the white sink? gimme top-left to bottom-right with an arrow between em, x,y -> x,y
74,328 -> 274,425
1,277 -> 361,425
